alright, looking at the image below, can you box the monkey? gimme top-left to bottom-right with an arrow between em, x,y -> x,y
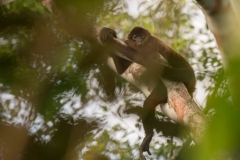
100,26 -> 196,160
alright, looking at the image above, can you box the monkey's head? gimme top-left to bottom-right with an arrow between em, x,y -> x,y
127,26 -> 151,46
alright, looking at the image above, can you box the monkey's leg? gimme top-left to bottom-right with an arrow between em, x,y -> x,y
140,80 -> 167,160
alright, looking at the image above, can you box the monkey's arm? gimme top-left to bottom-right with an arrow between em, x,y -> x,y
104,37 -> 176,74
100,28 -> 192,73
100,27 -> 133,74
107,37 -> 149,65
100,27 -> 150,66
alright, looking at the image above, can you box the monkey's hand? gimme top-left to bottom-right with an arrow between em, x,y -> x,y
100,27 -> 117,44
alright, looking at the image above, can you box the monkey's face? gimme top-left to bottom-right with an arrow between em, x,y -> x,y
128,26 -> 150,46
132,34 -> 146,46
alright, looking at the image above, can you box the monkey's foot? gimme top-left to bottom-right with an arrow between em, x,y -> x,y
139,133 -> 153,160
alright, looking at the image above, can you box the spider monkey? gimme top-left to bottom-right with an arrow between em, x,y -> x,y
100,26 -> 196,160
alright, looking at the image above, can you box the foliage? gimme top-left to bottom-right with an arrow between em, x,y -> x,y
0,0 -> 231,160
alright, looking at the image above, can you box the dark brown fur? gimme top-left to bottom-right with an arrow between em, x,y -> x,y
100,26 -> 196,160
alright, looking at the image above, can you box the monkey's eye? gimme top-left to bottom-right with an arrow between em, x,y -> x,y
140,35 -> 144,39
133,34 -> 144,40
132,35 -> 137,40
